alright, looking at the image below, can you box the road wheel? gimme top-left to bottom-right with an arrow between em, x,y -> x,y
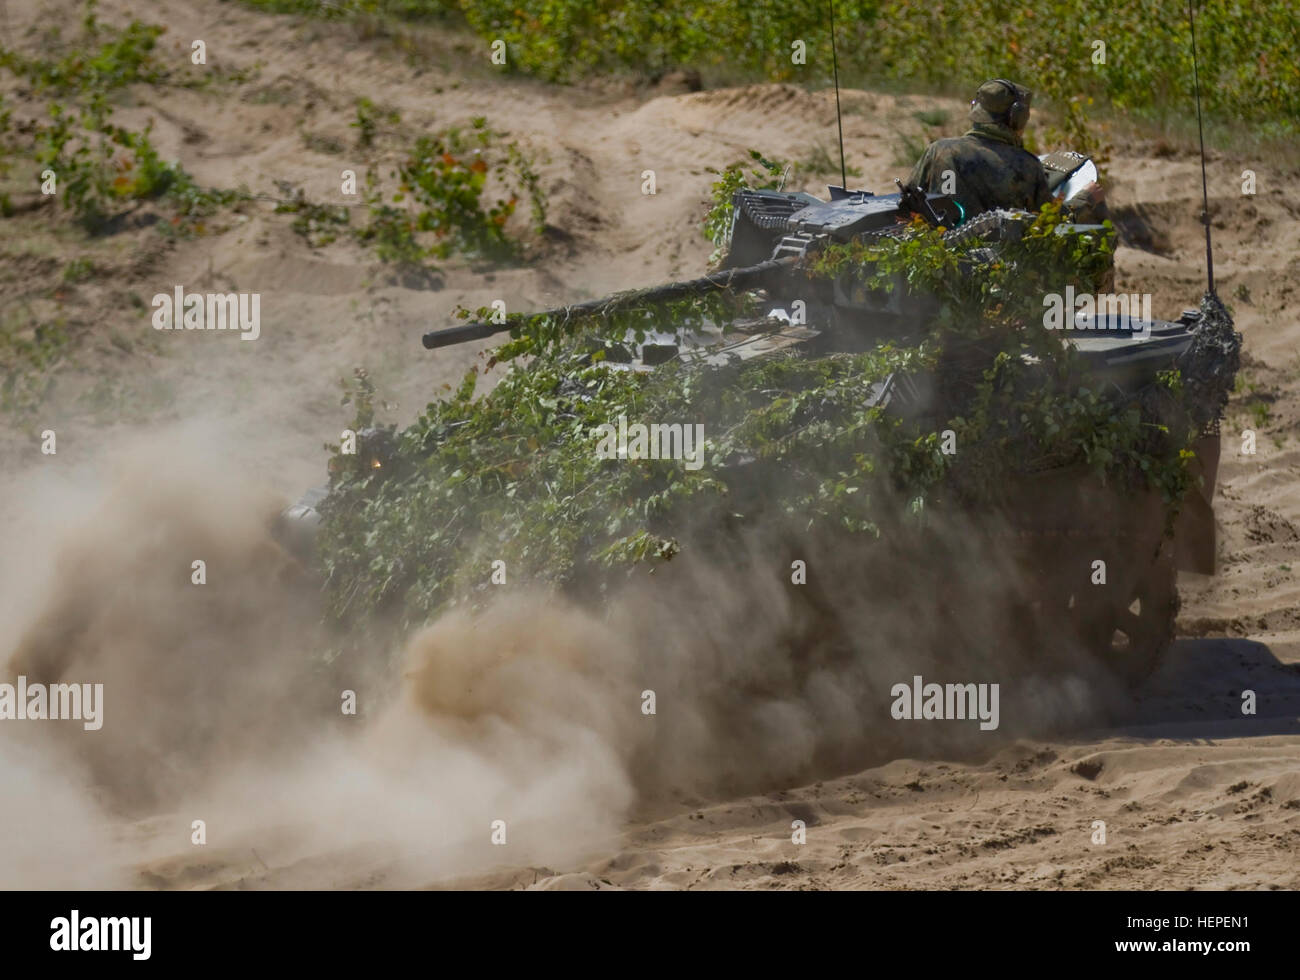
1071,541 -> 1178,685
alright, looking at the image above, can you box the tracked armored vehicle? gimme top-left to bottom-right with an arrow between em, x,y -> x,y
283,149 -> 1239,683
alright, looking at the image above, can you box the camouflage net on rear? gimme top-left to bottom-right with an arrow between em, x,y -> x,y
1179,291 -> 1242,435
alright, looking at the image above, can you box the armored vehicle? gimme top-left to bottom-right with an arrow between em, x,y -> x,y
283,150 -> 1239,683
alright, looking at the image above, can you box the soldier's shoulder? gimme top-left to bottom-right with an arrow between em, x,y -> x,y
922,136 -> 970,162
1013,144 -> 1043,164
991,140 -> 1046,173
930,136 -> 970,153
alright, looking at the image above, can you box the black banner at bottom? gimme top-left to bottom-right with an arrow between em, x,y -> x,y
0,889 -> 1278,967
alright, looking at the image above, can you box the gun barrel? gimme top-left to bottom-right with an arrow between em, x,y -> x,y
422,256 -> 798,350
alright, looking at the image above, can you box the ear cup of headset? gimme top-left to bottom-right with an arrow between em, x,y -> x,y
995,78 -> 1031,130
1006,98 -> 1030,130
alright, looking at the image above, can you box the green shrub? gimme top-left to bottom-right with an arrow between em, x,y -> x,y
277,197 -> 353,246
0,311 -> 70,417
0,19 -> 165,95
2,11 -> 244,233
238,0 -> 1299,147
337,119 -> 545,266
31,100 -> 236,232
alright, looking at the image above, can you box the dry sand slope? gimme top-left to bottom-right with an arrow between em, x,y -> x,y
0,0 -> 1298,890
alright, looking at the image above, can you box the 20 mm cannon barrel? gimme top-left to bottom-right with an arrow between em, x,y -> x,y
421,255 -> 800,349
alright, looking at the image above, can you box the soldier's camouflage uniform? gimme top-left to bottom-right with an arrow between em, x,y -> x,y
907,119 -> 1052,219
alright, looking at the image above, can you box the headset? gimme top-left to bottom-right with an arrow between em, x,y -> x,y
983,78 -> 1031,130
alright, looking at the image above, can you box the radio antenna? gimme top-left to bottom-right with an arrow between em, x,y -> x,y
828,0 -> 848,190
1187,0 -> 1215,296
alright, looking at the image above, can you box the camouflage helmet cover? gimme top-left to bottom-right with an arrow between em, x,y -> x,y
969,79 -> 1033,129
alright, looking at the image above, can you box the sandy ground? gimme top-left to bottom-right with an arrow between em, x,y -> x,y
1,0 -> 1298,890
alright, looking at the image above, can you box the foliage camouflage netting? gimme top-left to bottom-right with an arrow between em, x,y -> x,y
314,203 -> 1237,636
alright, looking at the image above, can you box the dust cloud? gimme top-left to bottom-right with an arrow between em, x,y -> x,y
0,419 -> 1112,887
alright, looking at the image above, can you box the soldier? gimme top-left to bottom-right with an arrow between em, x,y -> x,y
907,78 -> 1052,218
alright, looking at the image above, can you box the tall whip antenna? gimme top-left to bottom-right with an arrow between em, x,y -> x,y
828,0 -> 848,190
1188,0 -> 1215,296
